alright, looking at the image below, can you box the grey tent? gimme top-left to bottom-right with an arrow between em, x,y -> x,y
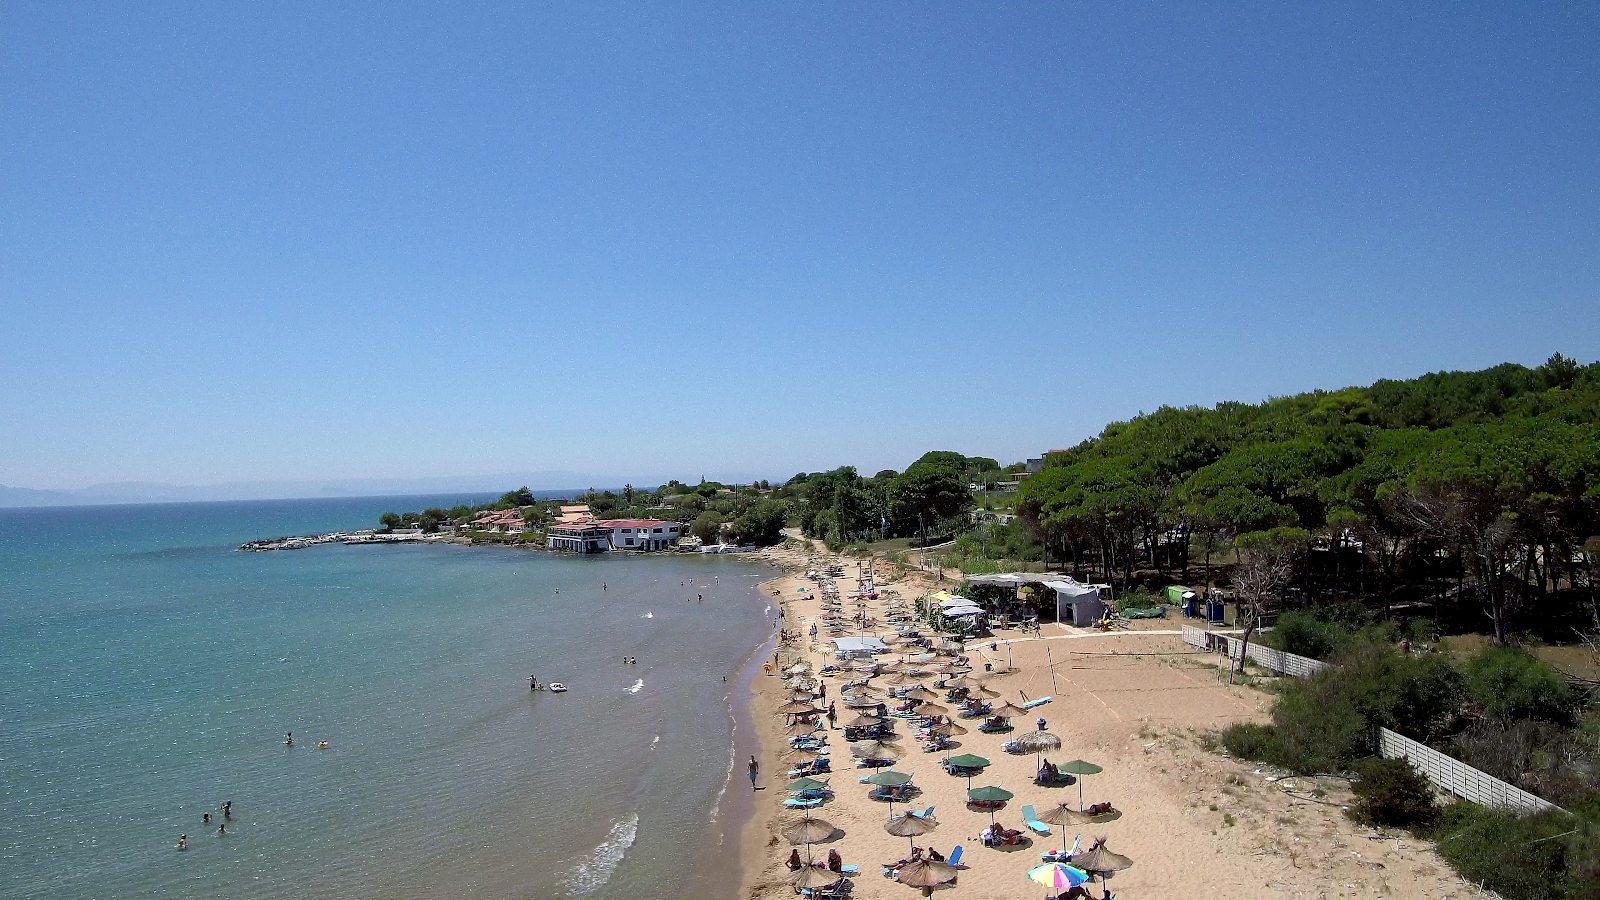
1045,580 -> 1107,626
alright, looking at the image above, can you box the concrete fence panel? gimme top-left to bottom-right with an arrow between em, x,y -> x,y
1377,728 -> 1562,816
1181,626 -> 1331,677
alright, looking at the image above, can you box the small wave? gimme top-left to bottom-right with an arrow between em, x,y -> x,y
640,612 -> 653,618
650,734 -> 660,747
626,679 -> 643,694
562,813 -> 638,897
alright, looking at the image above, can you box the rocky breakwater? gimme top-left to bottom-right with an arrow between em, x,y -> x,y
238,531 -> 371,551
238,531 -> 454,551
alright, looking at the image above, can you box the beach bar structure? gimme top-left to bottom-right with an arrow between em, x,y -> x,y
832,636 -> 889,659
546,521 -> 612,553
963,573 -> 1110,627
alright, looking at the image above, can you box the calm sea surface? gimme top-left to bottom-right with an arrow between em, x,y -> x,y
0,498 -> 774,900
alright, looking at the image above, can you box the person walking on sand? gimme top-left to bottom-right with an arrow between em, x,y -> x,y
826,702 -> 837,729
747,755 -> 759,790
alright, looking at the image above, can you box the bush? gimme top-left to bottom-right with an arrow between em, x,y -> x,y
1351,757 -> 1437,827
1227,640 -> 1461,774
1422,802 -> 1596,900
1114,586 -> 1161,613
1219,723 -> 1284,763
1265,670 -> 1370,772
1461,646 -> 1584,726
1332,642 -> 1463,741
1267,609 -> 1348,659
1448,719 -> 1598,806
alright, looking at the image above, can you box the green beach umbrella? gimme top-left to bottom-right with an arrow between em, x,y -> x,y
968,784 -> 1014,825
1057,759 -> 1104,810
866,769 -> 916,816
944,752 -> 990,790
967,785 -> 1014,802
787,776 -> 830,793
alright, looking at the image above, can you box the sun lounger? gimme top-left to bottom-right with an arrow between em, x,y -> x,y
947,845 -> 964,868
917,805 -> 934,818
838,865 -> 859,876
1020,696 -> 1051,709
1021,805 -> 1051,836
783,797 -> 825,809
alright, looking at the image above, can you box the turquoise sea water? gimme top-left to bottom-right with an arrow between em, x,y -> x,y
0,498 -> 774,900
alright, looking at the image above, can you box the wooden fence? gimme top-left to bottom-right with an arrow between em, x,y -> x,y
1182,625 -> 1564,815
1180,625 -> 1331,677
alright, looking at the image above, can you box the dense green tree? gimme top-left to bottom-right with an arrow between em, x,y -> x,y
888,461 -> 972,548
690,511 -> 725,545
500,487 -> 536,507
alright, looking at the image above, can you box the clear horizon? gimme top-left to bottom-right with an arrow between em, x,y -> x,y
4,2 -> 1597,492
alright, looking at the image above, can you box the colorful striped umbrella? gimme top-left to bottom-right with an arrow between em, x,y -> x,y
1027,862 -> 1089,891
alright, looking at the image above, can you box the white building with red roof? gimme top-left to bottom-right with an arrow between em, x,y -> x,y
600,519 -> 680,551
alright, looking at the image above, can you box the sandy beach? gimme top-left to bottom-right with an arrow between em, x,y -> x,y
735,543 -> 1482,900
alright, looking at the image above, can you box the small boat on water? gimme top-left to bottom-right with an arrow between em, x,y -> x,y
548,682 -> 568,693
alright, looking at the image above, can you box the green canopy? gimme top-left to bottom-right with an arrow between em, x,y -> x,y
1057,759 -> 1103,810
787,776 -> 830,793
967,785 -> 1014,802
865,770 -> 914,786
944,753 -> 990,768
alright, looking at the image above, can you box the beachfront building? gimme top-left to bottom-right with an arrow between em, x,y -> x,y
555,505 -> 593,524
469,509 -> 528,533
601,519 -> 680,551
546,521 -> 612,553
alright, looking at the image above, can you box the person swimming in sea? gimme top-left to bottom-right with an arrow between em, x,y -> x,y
285,732 -> 293,747
317,740 -> 329,749
177,835 -> 187,850
217,823 -> 226,836
203,813 -> 211,826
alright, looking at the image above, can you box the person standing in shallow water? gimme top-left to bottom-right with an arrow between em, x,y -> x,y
748,755 -> 759,790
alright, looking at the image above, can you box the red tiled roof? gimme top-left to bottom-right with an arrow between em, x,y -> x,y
599,520 -> 672,529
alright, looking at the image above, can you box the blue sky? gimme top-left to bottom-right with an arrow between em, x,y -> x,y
3,2 -> 1597,491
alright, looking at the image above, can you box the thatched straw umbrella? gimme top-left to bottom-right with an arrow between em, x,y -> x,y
791,865 -> 843,890
883,810 -> 939,851
781,814 -> 839,866
1070,838 -> 1132,898
1014,729 -> 1063,769
893,858 -> 960,897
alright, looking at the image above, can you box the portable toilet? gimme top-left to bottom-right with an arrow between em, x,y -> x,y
1205,593 -> 1227,625
1165,585 -> 1198,617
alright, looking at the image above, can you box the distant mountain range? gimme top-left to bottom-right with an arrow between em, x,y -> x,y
0,470 -> 779,508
